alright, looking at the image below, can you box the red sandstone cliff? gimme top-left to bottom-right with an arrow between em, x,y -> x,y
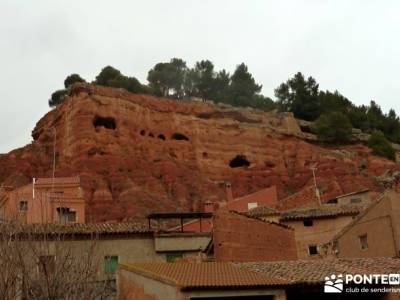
0,84 -> 398,221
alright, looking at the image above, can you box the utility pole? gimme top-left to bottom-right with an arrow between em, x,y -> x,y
311,166 -> 321,206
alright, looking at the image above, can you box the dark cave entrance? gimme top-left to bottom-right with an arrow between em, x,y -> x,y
229,155 -> 250,168
93,116 -> 116,130
171,133 -> 189,141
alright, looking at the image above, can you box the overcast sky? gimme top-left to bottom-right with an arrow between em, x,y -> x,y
1,0 -> 399,153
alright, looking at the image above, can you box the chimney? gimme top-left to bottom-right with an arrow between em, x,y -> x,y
225,182 -> 233,202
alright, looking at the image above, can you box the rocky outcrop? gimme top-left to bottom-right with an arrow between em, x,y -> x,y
0,84 -> 398,221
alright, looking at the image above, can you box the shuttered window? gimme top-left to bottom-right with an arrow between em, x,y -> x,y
104,256 -> 118,273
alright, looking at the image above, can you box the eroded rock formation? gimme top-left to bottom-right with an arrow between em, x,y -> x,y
0,84 -> 398,221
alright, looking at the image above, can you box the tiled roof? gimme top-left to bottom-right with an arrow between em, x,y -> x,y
119,262 -> 288,290
237,257 -> 400,285
35,176 -> 80,185
279,204 -> 364,221
247,206 -> 279,217
228,186 -> 278,209
1,222 -> 150,236
276,186 -> 320,210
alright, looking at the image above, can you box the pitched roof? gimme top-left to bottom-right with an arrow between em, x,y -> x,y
276,186 -> 319,210
277,186 -> 370,211
279,204 -> 364,221
119,262 -> 288,290
247,206 -> 280,218
237,257 -> 400,285
1,222 -> 150,236
35,176 -> 80,185
228,186 -> 278,209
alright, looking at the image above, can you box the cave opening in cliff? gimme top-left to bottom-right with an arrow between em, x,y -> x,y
229,155 -> 250,168
158,134 -> 166,140
93,116 -> 116,130
140,130 -> 145,136
171,133 -> 189,141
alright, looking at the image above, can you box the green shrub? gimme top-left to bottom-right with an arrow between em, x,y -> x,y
313,112 -> 352,143
48,89 -> 67,107
368,131 -> 396,161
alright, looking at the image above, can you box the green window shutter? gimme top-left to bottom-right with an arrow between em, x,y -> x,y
104,256 -> 118,273
166,252 -> 183,263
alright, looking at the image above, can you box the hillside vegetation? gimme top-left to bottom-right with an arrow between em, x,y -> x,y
49,58 -> 399,160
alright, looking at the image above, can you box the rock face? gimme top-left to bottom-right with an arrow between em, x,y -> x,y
0,84 -> 398,221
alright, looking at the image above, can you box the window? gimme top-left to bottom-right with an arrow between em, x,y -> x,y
332,241 -> 339,254
38,255 -> 55,275
19,201 -> 28,212
359,234 -> 368,250
308,245 -> 318,256
57,207 -> 76,223
247,202 -> 258,210
351,198 -> 362,203
303,219 -> 313,227
166,252 -> 183,263
104,256 -> 118,274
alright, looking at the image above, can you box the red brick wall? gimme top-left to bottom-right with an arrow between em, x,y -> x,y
213,210 -> 297,262
118,273 -> 156,300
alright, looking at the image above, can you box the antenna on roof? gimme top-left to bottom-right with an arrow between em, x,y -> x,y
32,177 -> 36,199
310,166 -> 321,206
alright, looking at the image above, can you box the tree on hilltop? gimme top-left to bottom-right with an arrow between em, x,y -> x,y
64,74 -> 86,88
275,72 -> 320,121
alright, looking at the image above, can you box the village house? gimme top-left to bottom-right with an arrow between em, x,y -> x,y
0,220 -> 214,298
151,210 -> 297,263
0,177 -> 85,224
276,185 -> 373,211
247,188 -> 376,259
238,257 -> 400,300
117,258 -> 400,300
330,191 -> 400,259
326,188 -> 372,205
248,203 -> 366,259
118,261 -> 287,300
278,205 -> 364,259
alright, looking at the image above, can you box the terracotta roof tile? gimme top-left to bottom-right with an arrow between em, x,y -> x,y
279,204 -> 364,221
277,186 -> 319,210
237,257 -> 400,285
1,222 -> 150,236
247,206 -> 279,217
35,176 -> 80,185
120,262 -> 288,289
